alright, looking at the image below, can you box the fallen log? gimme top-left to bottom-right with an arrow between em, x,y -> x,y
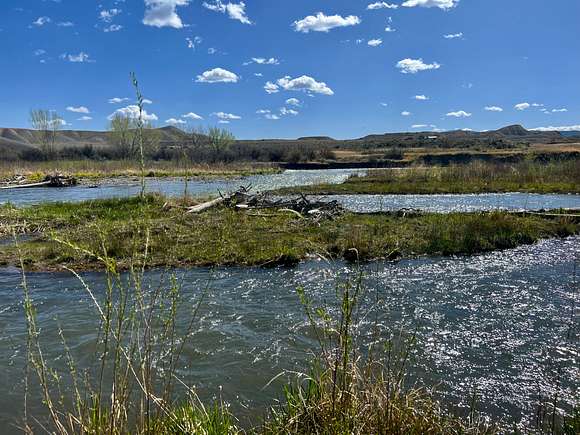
0,175 -> 77,190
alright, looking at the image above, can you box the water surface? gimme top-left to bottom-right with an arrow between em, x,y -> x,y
1,237 -> 577,430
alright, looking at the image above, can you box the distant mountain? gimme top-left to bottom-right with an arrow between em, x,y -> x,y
559,131 -> 580,138
0,124 -> 571,160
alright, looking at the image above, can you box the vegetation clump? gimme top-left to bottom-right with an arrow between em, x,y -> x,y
279,160 -> 580,195
1,194 -> 577,270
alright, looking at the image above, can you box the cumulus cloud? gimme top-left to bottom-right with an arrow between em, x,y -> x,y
414,95 -> 429,100
109,97 -> 129,104
77,116 -> 92,121
33,16 -> 51,26
293,12 -> 361,33
265,114 -> 280,120
196,67 -> 239,83
143,0 -> 190,29
443,32 -> 463,39
166,118 -> 186,125
203,1 -> 252,24
485,106 -> 503,112
264,82 -> 279,94
515,102 -> 530,111
276,75 -> 334,95
108,105 -> 158,121
529,125 -> 580,132
367,2 -> 398,10
245,57 -> 279,65
104,24 -> 123,32
446,110 -> 471,118
551,108 -> 568,113
182,112 -> 203,120
61,52 -> 94,63
286,98 -> 301,106
212,112 -> 241,120
256,109 -> 270,114
99,9 -> 121,23
402,0 -> 460,10
401,111 -> 411,116
368,39 -> 382,47
396,58 -> 440,74
385,25 -> 396,32
280,107 -> 298,116
66,106 -> 90,114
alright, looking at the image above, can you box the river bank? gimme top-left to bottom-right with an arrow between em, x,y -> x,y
1,194 -> 578,271
278,160 -> 580,195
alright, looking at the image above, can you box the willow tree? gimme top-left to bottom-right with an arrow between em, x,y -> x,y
30,109 -> 62,159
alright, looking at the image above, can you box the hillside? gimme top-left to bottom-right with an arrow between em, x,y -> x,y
0,124 -> 570,161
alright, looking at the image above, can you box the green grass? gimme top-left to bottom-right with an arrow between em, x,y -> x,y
278,160 -> 580,195
1,194 -> 578,271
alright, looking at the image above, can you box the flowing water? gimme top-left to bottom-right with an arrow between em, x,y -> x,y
1,237 -> 578,430
2,169 -> 579,212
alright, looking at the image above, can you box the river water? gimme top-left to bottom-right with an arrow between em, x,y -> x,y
0,237 -> 578,431
1,169 -> 579,212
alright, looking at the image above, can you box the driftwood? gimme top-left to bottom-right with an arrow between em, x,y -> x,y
186,186 -> 344,221
0,174 -> 77,190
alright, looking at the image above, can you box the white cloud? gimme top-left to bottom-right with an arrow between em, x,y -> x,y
443,32 -> 463,39
367,39 -> 382,47
182,112 -> 203,120
396,58 -> 440,74
265,114 -> 280,120
57,21 -> 74,27
256,109 -> 270,114
484,106 -> 503,112
245,57 -> 279,65
276,75 -> 334,95
109,97 -> 129,104
33,16 -> 51,26
99,9 -> 121,23
402,0 -> 460,10
108,105 -> 158,121
552,108 -> 567,113
293,12 -> 361,33
401,111 -> 411,116
104,24 -> 123,32
33,49 -> 46,56
212,111 -> 241,120
196,67 -> 239,83
61,52 -> 93,63
532,103 -> 544,107
446,110 -> 472,118
66,106 -> 90,114
253,72 -> 263,77
203,1 -> 252,25
515,102 -> 530,111
77,116 -> 92,121
166,118 -> 186,125
186,36 -> 203,49
380,102 -> 388,107
208,47 -> 217,54
264,81 -> 279,94
414,95 -> 429,100
280,107 -> 298,116
412,124 -> 436,129
367,2 -> 398,10
530,125 -> 580,132
143,0 -> 190,29
286,98 -> 301,106
384,26 -> 396,32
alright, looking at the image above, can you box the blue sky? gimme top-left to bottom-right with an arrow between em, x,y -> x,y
1,0 -> 579,139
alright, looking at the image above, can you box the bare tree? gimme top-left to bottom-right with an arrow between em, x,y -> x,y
108,113 -> 137,159
30,109 -> 62,159
207,127 -> 235,156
